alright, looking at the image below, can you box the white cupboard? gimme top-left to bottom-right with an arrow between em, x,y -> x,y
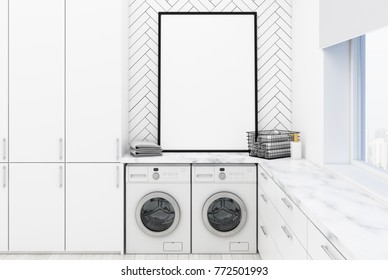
307,220 -> 346,260
66,164 -> 122,252
0,0 -> 8,163
66,0 -> 122,162
0,164 -> 8,251
9,0 -> 65,163
9,164 -> 64,251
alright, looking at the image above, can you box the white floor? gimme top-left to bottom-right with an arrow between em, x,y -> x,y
0,254 -> 261,260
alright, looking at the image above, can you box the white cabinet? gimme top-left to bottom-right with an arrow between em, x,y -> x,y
66,0 -> 122,162
0,0 -> 8,163
307,220 -> 346,260
258,166 -> 307,260
66,164 -> 122,252
0,164 -> 8,251
258,214 -> 281,260
9,164 -> 64,251
273,186 -> 308,248
9,0 -> 64,162
258,164 -> 347,260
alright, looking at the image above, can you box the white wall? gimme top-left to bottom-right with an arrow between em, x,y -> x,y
320,0 -> 388,48
323,41 -> 351,163
292,0 -> 325,164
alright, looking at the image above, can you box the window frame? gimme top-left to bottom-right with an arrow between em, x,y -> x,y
351,35 -> 388,182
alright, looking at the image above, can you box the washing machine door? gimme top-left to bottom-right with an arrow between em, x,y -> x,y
202,192 -> 247,237
136,192 -> 180,237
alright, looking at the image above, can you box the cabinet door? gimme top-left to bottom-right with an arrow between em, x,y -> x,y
66,164 -> 122,252
0,164 -> 8,251
307,221 -> 346,260
258,214 -> 278,260
0,0 -> 8,163
66,0 -> 121,162
9,0 -> 64,162
9,163 -> 64,251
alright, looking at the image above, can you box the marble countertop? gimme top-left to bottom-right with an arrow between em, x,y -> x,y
121,152 -> 260,164
121,152 -> 388,259
258,158 -> 388,260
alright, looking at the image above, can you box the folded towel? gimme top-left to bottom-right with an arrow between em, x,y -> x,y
260,141 -> 290,150
264,148 -> 290,159
257,134 -> 290,143
129,141 -> 163,157
129,147 -> 162,154
130,150 -> 162,157
130,141 -> 161,150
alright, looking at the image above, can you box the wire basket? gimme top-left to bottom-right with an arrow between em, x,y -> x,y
247,130 -> 299,159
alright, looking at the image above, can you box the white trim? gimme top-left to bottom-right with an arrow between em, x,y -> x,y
326,163 -> 388,205
351,160 -> 388,183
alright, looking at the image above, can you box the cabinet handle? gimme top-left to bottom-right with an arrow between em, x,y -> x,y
59,166 -> 63,188
59,138 -> 63,160
321,245 -> 336,260
260,194 -> 268,203
281,197 -> 293,210
2,166 -> 6,188
116,138 -> 120,161
2,138 -> 6,160
260,172 -> 268,180
116,166 -> 120,188
281,225 -> 293,240
260,226 -> 268,236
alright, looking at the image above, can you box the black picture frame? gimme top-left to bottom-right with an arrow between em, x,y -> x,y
158,12 -> 258,152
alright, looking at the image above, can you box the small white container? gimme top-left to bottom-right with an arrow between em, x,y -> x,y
290,133 -> 302,160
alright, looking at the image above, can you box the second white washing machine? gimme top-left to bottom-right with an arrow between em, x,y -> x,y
192,164 -> 257,254
126,165 -> 191,254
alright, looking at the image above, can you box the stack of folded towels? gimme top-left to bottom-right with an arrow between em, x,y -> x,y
129,141 -> 163,157
256,133 -> 291,159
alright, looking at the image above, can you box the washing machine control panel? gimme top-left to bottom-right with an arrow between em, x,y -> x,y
152,172 -> 160,180
218,172 -> 226,180
215,166 -> 256,183
149,166 -> 190,182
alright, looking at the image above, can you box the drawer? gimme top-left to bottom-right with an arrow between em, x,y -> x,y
276,218 -> 308,260
258,186 -> 278,237
257,166 -> 277,201
229,242 -> 249,252
307,221 -> 345,260
273,186 -> 308,248
258,214 -> 280,260
163,242 -> 183,252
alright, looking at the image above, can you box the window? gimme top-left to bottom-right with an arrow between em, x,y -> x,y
356,26 -> 388,174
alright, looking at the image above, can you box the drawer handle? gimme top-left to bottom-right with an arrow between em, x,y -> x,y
2,138 -> 6,160
281,197 -> 293,210
59,166 -> 63,188
59,138 -> 63,160
116,166 -> 120,188
321,245 -> 336,260
260,226 -> 268,236
116,138 -> 120,161
281,225 -> 293,240
2,166 -> 6,188
260,194 -> 268,203
260,172 -> 268,180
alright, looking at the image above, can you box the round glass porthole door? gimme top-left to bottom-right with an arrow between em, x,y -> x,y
202,192 -> 247,237
136,192 -> 180,237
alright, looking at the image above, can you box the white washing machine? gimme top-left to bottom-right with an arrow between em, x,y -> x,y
126,165 -> 191,254
192,165 -> 257,254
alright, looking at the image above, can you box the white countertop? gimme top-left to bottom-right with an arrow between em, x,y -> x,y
122,152 -> 388,259
258,158 -> 388,260
121,152 -> 259,164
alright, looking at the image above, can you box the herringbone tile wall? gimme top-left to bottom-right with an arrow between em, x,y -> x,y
128,0 -> 292,144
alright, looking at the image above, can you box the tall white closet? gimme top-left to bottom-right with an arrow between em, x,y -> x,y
1,0 -> 126,252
